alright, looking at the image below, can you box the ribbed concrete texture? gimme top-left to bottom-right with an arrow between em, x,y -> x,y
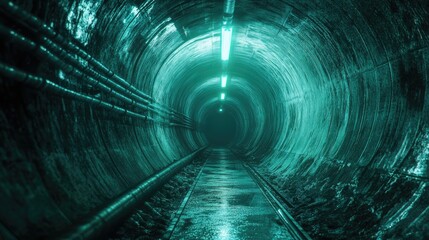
0,0 -> 428,239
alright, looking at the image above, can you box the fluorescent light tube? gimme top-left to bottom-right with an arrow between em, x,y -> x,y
221,75 -> 227,88
221,26 -> 232,61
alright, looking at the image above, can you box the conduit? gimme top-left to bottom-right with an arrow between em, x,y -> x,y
60,147 -> 205,240
0,63 -> 160,124
0,1 -> 191,123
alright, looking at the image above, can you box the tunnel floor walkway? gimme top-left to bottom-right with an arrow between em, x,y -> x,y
169,148 -> 294,239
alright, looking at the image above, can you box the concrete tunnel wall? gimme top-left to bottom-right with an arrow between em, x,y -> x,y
0,0 -> 428,239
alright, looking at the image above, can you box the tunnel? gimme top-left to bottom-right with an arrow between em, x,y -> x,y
0,0 -> 428,239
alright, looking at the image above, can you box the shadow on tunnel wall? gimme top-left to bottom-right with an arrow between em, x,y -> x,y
0,0 -> 428,239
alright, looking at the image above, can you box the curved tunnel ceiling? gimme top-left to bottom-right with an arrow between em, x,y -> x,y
120,0 -> 429,161
0,0 -> 428,239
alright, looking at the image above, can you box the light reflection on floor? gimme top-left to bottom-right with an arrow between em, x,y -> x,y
169,148 -> 293,240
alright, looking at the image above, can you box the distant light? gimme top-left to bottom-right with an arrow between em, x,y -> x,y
219,226 -> 229,238
219,108 -> 223,112
221,75 -> 227,88
221,26 -> 233,61
220,93 -> 225,100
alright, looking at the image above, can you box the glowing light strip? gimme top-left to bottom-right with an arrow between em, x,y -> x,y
221,26 -> 233,61
221,93 -> 225,100
221,75 -> 227,88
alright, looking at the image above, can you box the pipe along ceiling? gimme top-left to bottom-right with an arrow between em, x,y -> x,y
0,0 -> 428,239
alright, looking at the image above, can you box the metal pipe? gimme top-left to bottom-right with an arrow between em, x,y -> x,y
0,24 -> 197,126
0,1 -> 149,99
0,25 -> 141,106
58,147 -> 206,240
0,62 -> 176,125
38,33 -> 189,124
0,1 -> 187,120
38,36 -> 156,107
0,62 -> 194,128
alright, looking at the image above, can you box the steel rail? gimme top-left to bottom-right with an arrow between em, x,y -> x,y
243,163 -> 312,240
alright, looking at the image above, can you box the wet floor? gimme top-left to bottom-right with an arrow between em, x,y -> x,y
169,148 -> 294,240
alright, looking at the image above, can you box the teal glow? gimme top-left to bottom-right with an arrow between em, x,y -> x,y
221,26 -> 232,61
221,93 -> 225,100
221,75 -> 227,88
219,108 -> 223,112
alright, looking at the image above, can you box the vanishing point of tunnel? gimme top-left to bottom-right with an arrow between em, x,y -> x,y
0,0 -> 428,239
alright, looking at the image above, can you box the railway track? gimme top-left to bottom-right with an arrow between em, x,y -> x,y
243,163 -> 312,240
111,148 -> 311,239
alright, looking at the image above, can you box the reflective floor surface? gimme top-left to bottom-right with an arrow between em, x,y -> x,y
169,148 -> 293,240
